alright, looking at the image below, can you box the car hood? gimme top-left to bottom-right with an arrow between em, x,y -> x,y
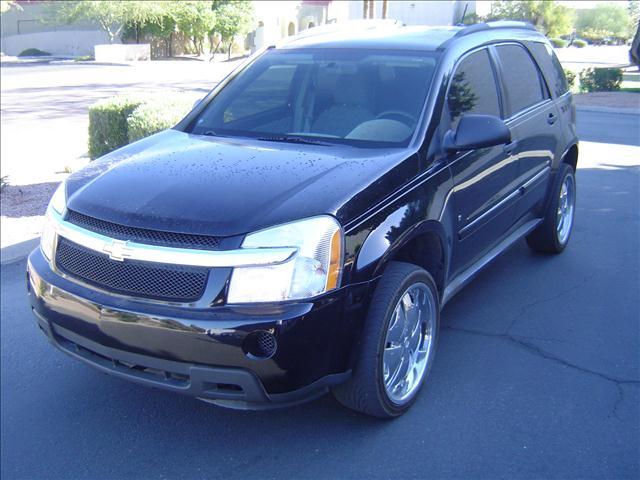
66,130 -> 417,237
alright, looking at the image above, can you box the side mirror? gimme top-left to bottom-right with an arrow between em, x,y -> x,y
443,114 -> 511,153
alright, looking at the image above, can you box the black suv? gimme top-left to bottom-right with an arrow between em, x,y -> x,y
28,21 -> 577,417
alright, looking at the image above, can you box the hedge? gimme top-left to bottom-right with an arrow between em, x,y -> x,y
88,96 -> 145,159
572,39 -> 587,48
18,48 -> 50,57
549,38 -> 567,48
88,95 -> 195,159
127,97 -> 193,143
579,67 -> 623,92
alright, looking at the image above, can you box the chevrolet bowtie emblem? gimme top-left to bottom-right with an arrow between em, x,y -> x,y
103,239 -> 132,262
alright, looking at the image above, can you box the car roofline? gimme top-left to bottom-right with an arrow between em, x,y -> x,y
269,20 -> 543,53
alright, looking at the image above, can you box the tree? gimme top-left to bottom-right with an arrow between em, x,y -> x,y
487,1 -> 574,38
628,0 -> 639,27
55,1 -> 164,44
172,1 -> 216,55
0,1 -> 21,14
120,1 -> 174,44
122,2 -> 178,55
576,3 -> 633,44
210,0 -> 254,60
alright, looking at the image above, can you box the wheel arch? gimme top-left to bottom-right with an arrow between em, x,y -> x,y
358,219 -> 449,299
562,143 -> 578,171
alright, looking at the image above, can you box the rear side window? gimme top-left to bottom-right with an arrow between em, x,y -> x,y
548,49 -> 569,95
527,41 -> 568,97
496,44 -> 548,115
447,49 -> 501,129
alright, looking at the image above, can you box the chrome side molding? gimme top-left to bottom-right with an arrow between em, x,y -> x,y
49,209 -> 297,268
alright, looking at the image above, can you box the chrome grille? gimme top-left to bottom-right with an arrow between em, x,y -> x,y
55,237 -> 208,302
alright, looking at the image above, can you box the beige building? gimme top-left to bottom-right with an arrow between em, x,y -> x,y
251,1 -> 476,50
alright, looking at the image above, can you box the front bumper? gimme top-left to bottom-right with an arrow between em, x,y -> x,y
27,248 -> 373,408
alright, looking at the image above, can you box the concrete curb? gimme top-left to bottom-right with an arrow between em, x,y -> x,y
576,105 -> 639,115
1,238 -> 39,266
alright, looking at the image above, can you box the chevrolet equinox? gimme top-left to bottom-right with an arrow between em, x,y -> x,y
28,21 -> 578,417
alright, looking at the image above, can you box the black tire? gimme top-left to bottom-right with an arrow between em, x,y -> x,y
526,163 -> 576,254
331,261 -> 440,418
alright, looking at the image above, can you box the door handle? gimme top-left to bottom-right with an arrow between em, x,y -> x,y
547,113 -> 558,125
503,141 -> 518,154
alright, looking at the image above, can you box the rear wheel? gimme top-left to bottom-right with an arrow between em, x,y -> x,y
332,262 -> 439,418
526,163 -> 576,253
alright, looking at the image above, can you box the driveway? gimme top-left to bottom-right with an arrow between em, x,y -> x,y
1,109 -> 638,479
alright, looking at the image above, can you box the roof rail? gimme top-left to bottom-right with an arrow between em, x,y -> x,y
454,21 -> 537,38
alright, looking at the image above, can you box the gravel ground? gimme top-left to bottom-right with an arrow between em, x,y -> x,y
0,182 -> 60,247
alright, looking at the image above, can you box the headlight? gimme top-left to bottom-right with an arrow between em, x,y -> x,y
227,216 -> 343,303
41,183 -> 67,261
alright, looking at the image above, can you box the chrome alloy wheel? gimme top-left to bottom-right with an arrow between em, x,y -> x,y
556,173 -> 575,245
382,282 -> 436,405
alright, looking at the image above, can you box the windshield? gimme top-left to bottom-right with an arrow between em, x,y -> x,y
189,48 -> 438,148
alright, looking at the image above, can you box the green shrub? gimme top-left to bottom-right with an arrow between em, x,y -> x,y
579,67 -> 623,92
88,96 -> 145,159
565,70 -> 576,90
18,48 -> 51,57
572,39 -> 587,48
127,97 -> 193,143
549,38 -> 568,48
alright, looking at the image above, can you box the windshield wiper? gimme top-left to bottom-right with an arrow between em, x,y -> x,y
256,135 -> 333,146
202,130 -> 222,137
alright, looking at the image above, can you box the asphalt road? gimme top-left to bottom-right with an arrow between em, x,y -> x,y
1,111 -> 639,479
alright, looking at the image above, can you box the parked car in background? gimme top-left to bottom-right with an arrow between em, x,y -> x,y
28,21 -> 578,418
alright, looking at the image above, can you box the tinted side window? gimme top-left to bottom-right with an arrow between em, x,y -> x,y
548,49 -> 568,95
496,44 -> 547,115
447,49 -> 501,129
223,65 -> 296,123
527,41 -> 568,97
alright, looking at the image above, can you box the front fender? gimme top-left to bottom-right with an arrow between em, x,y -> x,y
344,161 -> 455,286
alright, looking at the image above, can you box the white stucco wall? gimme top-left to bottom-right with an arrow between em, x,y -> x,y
1,30 -> 114,56
94,44 -> 150,62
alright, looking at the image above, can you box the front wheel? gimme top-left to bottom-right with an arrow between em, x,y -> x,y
526,163 -> 576,253
332,262 -> 439,418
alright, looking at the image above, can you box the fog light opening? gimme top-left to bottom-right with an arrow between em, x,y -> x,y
243,330 -> 278,360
